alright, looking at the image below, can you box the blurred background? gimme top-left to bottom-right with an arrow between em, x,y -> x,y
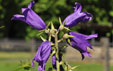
0,0 -> 113,71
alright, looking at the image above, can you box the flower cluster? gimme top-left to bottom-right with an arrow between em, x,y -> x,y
12,1 -> 98,71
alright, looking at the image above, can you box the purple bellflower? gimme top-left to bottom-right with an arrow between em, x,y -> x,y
32,41 -> 51,71
12,1 -> 46,30
69,32 -> 98,59
63,2 -> 92,28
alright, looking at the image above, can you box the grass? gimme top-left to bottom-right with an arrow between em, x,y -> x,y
0,51 -> 113,71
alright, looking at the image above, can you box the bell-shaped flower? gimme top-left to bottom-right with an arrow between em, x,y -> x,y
32,41 -> 51,71
69,32 -> 98,59
63,2 -> 92,28
12,1 -> 46,30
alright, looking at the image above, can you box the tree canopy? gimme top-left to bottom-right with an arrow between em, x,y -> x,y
0,0 -> 113,38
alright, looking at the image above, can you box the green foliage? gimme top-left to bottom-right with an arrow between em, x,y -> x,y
26,27 -> 47,40
15,60 -> 32,71
1,52 -> 113,71
0,0 -> 31,38
0,0 -> 113,38
26,0 -> 113,39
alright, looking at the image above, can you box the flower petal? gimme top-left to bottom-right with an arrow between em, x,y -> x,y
86,34 -> 98,39
22,8 -> 46,30
52,55 -> 56,69
73,2 -> 82,12
69,32 -> 98,40
38,62 -> 45,71
81,52 -> 91,60
11,14 -> 25,22
32,41 -> 51,71
12,1 -> 46,30
69,32 -> 97,59
63,2 -> 92,28
28,1 -> 35,9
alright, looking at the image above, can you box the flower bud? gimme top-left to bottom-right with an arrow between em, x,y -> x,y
63,33 -> 74,39
45,29 -> 50,34
59,25 -> 64,30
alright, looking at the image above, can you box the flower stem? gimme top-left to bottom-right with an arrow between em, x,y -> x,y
55,33 -> 60,71
49,34 -> 51,41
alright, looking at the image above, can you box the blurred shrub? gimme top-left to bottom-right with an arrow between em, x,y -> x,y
0,0 -> 113,38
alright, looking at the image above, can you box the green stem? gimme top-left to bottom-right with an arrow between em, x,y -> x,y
49,34 -> 51,41
55,33 -> 60,71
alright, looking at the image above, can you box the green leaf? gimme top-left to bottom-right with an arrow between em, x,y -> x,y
109,11 -> 113,17
0,26 -> 5,29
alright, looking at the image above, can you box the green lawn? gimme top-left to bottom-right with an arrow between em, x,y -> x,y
0,51 -> 113,71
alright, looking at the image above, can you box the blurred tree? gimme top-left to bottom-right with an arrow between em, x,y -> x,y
0,0 -> 113,38
0,0 -> 31,38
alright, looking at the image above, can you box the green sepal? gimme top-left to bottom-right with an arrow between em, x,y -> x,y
59,46 -> 66,50
51,42 -> 54,46
46,22 -> 51,29
59,17 -> 65,30
65,66 -> 77,71
62,46 -> 66,50
64,27 -> 71,31
67,39 -> 71,45
59,17 -> 62,25
59,61 -> 64,65
51,22 -> 55,30
36,29 -> 45,36
40,36 -> 47,41
59,24 -> 64,30
63,33 -> 74,39
64,62 -> 78,71
71,65 -> 79,70
59,17 -> 66,26
50,22 -> 57,35
50,48 -> 56,57
36,31 -> 44,36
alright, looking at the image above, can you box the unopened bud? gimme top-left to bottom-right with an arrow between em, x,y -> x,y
59,25 -> 64,30
45,29 -> 50,33
63,34 -> 74,39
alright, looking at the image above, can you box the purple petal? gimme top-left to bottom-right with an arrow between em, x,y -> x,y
32,60 -> 35,68
28,1 -> 35,9
73,2 -> 82,12
22,8 -> 46,30
12,1 -> 46,30
82,52 -> 91,57
32,41 -> 51,71
21,8 -> 27,13
11,14 -> 25,22
63,2 -> 92,28
69,32 -> 98,40
52,55 -> 56,69
86,34 -> 98,39
81,52 -> 91,60
38,62 -> 45,71
81,12 -> 92,22
69,32 -> 98,59
33,46 -> 42,62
